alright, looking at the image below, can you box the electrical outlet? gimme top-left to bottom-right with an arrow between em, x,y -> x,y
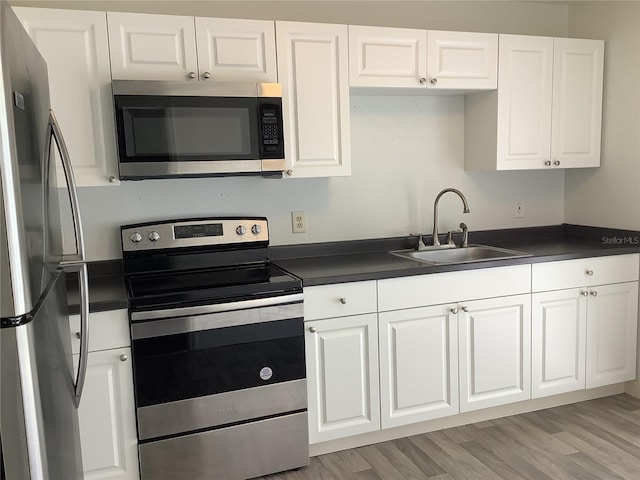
291,211 -> 306,233
514,201 -> 525,218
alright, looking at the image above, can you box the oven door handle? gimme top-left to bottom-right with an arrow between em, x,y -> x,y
130,295 -> 304,340
129,293 -> 303,322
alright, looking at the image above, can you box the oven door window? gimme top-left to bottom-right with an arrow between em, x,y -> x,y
114,95 -> 260,162
132,318 -> 305,407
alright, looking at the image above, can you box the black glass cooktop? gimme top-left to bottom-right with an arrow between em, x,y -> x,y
125,263 -> 301,311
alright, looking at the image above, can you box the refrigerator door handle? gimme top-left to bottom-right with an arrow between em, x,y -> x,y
45,110 -> 90,406
46,110 -> 86,263
67,262 -> 90,407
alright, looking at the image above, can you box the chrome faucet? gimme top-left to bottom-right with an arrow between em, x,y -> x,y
431,188 -> 470,246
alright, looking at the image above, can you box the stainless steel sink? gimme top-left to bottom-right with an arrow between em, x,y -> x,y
390,244 -> 532,265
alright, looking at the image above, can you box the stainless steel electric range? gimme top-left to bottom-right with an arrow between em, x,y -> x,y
121,217 -> 308,480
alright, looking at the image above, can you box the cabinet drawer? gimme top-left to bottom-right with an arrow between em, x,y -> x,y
304,281 -> 377,320
70,309 -> 130,354
532,254 -> 639,292
378,265 -> 531,312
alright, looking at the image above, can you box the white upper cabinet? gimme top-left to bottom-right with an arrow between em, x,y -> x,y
551,38 -> 604,168
426,30 -> 498,89
497,35 -> 554,170
465,34 -> 604,170
276,21 -> 351,178
349,26 -> 427,88
108,13 -> 276,83
194,17 -> 277,83
15,7 -> 118,186
349,26 -> 497,90
108,12 -> 198,81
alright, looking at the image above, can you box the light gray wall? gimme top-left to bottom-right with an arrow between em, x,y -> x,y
14,1 -> 573,260
564,1 -> 640,231
76,95 -> 565,260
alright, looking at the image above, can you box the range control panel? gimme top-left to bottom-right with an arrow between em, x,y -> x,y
121,218 -> 269,252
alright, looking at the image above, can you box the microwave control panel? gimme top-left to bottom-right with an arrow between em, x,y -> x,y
259,100 -> 284,159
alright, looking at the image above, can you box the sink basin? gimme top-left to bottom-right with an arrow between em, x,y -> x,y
390,244 -> 532,265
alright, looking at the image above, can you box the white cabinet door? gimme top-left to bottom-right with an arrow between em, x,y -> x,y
74,348 -> 139,480
532,289 -> 587,398
305,314 -> 380,443
458,294 -> 531,412
348,25 -> 427,88
496,34 -> 554,170
586,282 -> 638,388
379,305 -> 458,429
15,7 -> 118,186
108,12 -> 198,81
195,17 -> 277,83
426,30 -> 498,89
276,21 -> 351,178
551,38 -> 604,168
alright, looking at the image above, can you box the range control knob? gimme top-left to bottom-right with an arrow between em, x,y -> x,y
130,232 -> 142,244
236,225 -> 247,236
148,231 -> 160,242
251,224 -> 262,235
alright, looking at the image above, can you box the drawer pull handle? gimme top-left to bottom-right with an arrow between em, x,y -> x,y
450,307 -> 458,314
119,354 -> 128,362
309,326 -> 317,333
586,269 -> 594,276
75,332 -> 81,339
581,291 -> 589,297
590,290 -> 598,297
461,306 -> 469,312
339,297 -> 347,304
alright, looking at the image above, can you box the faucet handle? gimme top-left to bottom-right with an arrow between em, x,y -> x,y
409,233 -> 428,250
459,222 -> 469,247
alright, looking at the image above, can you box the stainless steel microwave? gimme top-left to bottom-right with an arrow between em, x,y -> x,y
112,81 -> 285,179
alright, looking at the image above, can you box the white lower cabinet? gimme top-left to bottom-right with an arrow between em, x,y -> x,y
458,294 -> 532,412
75,348 -> 138,480
306,256 -> 637,446
305,314 -> 380,443
70,310 -> 139,480
532,289 -> 587,398
379,305 -> 458,428
532,254 -> 639,397
586,281 -> 638,388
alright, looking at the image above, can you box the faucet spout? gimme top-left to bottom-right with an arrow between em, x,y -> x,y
432,188 -> 470,246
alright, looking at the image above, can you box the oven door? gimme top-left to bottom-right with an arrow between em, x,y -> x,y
130,296 -> 306,441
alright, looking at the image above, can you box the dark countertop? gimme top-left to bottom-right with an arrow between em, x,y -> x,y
70,224 -> 640,312
271,224 -> 640,286
66,261 -> 128,315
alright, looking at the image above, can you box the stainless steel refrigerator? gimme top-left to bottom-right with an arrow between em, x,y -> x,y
0,3 -> 89,479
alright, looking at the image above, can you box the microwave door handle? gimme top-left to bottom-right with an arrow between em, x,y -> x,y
46,110 -> 90,406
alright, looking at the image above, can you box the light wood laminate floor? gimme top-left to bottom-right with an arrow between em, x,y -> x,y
259,394 -> 640,480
